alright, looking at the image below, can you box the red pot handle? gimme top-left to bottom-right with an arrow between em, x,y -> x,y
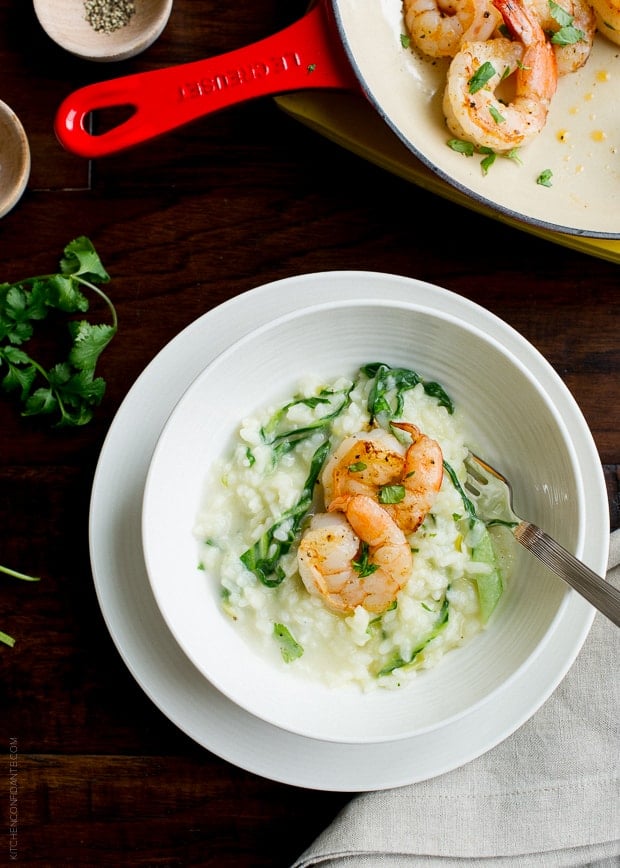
54,3 -> 358,158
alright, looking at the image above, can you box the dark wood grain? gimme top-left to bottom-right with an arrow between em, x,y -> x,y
1,1 -> 618,865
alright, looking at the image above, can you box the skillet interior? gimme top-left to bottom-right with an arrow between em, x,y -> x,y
332,0 -> 619,238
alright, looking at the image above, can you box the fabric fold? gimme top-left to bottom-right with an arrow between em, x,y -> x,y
292,530 -> 620,868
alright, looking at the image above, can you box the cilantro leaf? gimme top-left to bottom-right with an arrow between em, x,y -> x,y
448,138 -> 475,156
468,61 -> 496,93
548,1 -> 585,43
353,542 -> 380,578
60,236 -> 111,283
379,484 -> 406,505
537,168 -> 553,187
552,24 -> 585,44
68,321 -> 117,371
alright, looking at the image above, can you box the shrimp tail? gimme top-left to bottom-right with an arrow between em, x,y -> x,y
493,0 -> 558,96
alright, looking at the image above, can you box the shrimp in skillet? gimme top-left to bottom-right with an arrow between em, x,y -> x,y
404,0 -> 503,58
297,495 -> 413,614
323,422 -> 444,536
443,0 -> 558,151
530,0 -> 596,74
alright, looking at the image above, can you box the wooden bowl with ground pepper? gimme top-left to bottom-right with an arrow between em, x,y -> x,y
33,0 -> 173,62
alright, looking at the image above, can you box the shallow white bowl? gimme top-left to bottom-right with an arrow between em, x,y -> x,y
142,294 -> 603,744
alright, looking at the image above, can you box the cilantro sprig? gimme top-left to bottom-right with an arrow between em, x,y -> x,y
0,236 -> 117,427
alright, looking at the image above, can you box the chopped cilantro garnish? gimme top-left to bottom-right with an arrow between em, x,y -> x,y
378,484 -> 406,505
468,61 -> 496,93
353,542 -> 380,578
489,105 -> 505,125
480,149 -> 497,175
448,138 -> 475,157
549,0 -> 585,43
537,168 -> 553,187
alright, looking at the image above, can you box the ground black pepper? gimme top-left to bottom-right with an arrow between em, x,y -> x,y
84,0 -> 136,33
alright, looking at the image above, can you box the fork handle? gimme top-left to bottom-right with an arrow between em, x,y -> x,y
514,522 -> 620,628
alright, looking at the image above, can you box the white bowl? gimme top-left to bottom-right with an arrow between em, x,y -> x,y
142,294 -> 605,744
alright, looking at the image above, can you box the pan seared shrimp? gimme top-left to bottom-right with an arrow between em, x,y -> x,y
322,427 -> 406,506
443,0 -> 558,151
325,423 -> 444,536
590,0 -> 620,44
403,0 -> 503,58
404,0 -> 473,58
530,0 -> 596,74
386,422 -> 444,535
297,496 -> 413,614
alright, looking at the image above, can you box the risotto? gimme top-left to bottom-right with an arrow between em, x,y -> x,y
195,363 -> 509,691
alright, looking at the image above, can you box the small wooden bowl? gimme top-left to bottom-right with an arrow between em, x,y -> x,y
33,0 -> 173,63
0,102 -> 31,219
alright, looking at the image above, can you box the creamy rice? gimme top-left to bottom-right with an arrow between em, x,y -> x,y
195,365 -> 508,691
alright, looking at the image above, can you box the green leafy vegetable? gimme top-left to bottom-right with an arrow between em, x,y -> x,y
471,527 -> 504,622
273,623 -> 304,662
443,460 -> 477,526
362,362 -> 454,421
376,596 -> 449,677
240,440 -> 330,587
259,386 -> 352,464
443,460 -> 508,621
0,237 -> 117,427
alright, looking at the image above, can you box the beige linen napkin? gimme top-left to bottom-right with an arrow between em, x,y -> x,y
293,530 -> 620,868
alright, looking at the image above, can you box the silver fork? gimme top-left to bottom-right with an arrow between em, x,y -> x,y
462,452 -> 620,628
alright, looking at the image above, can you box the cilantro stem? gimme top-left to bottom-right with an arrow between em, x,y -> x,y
74,276 -> 118,331
0,564 -> 40,582
1,563 -> 40,649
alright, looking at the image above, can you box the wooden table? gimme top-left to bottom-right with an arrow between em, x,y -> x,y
1,2 -> 618,864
